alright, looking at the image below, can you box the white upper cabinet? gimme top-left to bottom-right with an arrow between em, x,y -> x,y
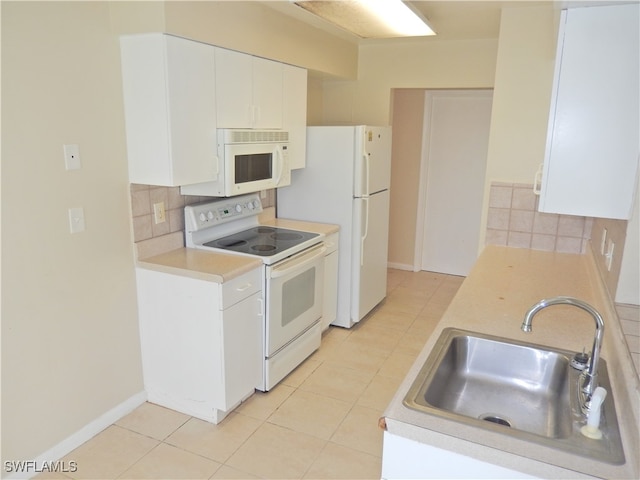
215,48 -> 283,129
283,64 -> 308,169
538,4 -> 639,219
120,34 -> 217,186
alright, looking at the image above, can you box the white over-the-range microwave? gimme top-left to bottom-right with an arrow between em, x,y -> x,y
180,129 -> 291,197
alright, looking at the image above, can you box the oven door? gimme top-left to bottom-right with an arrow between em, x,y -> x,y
265,243 -> 326,357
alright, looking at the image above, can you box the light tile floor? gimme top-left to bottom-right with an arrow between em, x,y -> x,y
45,269 -> 464,480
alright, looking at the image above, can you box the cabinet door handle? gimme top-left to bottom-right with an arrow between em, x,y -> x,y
533,163 -> 543,195
235,283 -> 253,292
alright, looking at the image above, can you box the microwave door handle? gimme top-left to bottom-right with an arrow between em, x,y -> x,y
275,147 -> 285,184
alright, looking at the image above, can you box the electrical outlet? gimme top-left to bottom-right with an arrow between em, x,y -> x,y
153,202 -> 166,224
605,240 -> 615,271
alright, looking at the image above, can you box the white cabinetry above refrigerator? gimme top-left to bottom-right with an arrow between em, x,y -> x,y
538,4 -> 639,220
120,33 -> 217,187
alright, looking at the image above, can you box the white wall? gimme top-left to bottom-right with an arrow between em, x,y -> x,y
322,38 -> 499,125
1,1 -> 143,463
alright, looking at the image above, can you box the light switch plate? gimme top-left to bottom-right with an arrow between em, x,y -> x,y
63,144 -> 81,170
68,207 -> 85,233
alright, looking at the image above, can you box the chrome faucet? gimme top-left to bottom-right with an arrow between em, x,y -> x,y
522,296 -> 604,415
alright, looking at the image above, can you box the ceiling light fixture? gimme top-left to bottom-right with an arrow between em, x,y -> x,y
293,0 -> 436,39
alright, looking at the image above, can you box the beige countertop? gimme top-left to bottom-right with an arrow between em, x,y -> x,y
263,216 -> 340,236
136,216 -> 339,283
383,245 -> 640,479
136,248 -> 262,283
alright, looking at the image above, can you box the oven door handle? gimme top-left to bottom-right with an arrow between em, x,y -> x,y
270,244 -> 327,279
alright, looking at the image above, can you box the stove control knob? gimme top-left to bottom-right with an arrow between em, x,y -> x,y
199,212 -> 207,222
207,211 -> 214,220
235,204 -> 243,213
247,201 -> 256,210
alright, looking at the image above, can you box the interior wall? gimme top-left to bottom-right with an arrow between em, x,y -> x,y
109,1 -> 359,79
2,1 -> 143,464
388,89 -> 426,270
322,38 -> 499,125
480,5 -> 560,248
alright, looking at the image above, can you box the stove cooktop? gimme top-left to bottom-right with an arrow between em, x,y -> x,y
203,226 -> 320,258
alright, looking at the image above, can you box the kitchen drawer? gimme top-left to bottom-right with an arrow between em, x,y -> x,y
220,267 -> 262,309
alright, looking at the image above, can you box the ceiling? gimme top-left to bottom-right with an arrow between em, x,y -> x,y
265,1 -> 560,43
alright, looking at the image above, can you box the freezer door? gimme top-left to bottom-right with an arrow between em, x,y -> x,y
351,190 -> 390,322
354,126 -> 392,197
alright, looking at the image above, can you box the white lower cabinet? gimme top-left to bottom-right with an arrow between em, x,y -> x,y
136,267 -> 262,424
382,431 -> 539,480
322,232 -> 339,331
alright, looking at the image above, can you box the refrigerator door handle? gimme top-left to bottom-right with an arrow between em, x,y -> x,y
360,197 -> 370,266
363,154 -> 370,196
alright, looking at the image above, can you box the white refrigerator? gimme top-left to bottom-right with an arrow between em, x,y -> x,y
277,125 -> 392,328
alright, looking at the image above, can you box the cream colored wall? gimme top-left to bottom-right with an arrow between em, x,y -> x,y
480,5 -> 559,248
2,1 -> 143,464
321,38 -> 499,125
388,90 -> 426,269
109,1 -> 358,79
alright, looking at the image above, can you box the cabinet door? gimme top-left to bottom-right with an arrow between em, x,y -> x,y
215,48 -> 283,128
539,4 -> 639,219
165,36 -> 218,186
120,34 -> 217,186
253,57 -> 283,128
215,48 -> 253,128
220,291 -> 263,409
283,64 -> 307,169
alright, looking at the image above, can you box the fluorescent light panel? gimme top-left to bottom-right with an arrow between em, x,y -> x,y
294,0 -> 436,39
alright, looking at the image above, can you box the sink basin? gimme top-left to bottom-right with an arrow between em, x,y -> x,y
403,328 -> 625,464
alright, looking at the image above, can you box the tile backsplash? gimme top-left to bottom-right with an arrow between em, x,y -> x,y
129,184 -> 275,258
486,182 -> 593,254
616,304 -> 640,377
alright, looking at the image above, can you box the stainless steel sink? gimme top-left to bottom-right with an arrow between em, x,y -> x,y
403,328 -> 625,464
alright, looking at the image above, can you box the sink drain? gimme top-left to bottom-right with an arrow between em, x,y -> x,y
479,413 -> 512,427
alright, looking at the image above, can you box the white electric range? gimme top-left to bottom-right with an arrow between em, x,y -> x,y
185,193 -> 326,391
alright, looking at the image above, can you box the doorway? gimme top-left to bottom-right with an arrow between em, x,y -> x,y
419,90 -> 493,276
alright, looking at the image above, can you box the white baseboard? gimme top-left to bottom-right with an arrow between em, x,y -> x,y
5,391 -> 147,480
388,262 -> 419,272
